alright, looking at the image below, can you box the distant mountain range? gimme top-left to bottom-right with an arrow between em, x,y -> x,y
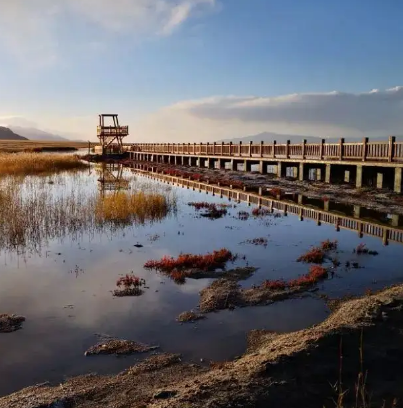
0,126 -> 27,140
9,126 -> 69,141
218,132 -> 401,144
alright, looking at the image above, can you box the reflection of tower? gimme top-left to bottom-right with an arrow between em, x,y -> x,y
97,114 -> 129,155
97,163 -> 130,197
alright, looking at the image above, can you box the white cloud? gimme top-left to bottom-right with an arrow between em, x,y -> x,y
132,86 -> 403,142
0,0 -> 217,65
2,87 -> 403,143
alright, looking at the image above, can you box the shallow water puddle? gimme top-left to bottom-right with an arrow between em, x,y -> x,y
0,165 -> 403,396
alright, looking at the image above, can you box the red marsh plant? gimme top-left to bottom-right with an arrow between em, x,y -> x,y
144,248 -> 234,273
170,270 -> 187,284
297,247 -> 326,264
113,273 -> 145,297
252,208 -> 271,217
320,239 -> 338,251
354,243 -> 379,256
262,265 -> 328,291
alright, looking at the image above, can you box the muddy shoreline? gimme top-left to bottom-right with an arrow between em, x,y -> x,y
122,159 -> 403,216
2,284 -> 403,407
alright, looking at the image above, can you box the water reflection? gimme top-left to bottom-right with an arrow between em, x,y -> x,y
1,166 -> 403,397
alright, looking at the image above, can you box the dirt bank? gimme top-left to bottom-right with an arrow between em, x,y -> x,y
130,160 -> 403,216
2,284 -> 403,407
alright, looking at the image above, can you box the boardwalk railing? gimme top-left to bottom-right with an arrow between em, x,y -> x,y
129,137 -> 403,162
130,165 -> 403,246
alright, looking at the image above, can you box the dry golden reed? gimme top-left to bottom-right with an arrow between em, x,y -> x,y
95,191 -> 173,225
0,153 -> 88,176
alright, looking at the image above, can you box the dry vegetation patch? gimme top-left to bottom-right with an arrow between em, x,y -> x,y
85,339 -> 159,356
0,314 -> 25,333
0,153 -> 88,176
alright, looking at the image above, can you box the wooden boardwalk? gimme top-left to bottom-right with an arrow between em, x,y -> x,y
130,163 -> 403,246
128,138 -> 403,192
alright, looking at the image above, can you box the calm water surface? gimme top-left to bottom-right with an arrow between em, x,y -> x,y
0,165 -> 402,396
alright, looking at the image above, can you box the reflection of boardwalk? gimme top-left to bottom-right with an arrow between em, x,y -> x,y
97,163 -> 130,194
130,164 -> 403,246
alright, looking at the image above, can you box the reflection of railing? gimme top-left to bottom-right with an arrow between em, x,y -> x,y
129,137 -> 403,163
130,164 -> 403,246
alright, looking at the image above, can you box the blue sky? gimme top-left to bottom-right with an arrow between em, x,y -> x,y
0,0 -> 402,141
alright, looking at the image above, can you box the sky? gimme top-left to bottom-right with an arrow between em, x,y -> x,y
0,0 -> 403,142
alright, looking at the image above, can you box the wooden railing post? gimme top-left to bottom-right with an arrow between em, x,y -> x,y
273,140 -> 276,158
213,142 -> 216,155
167,143 -> 170,154
221,142 -> 224,155
188,143 -> 190,154
239,141 -> 242,157
286,140 -> 290,159
229,142 -> 233,156
249,141 -> 253,157
194,142 -> 196,154
320,139 -> 324,159
302,139 -> 306,159
339,138 -> 344,160
182,143 -> 184,154
260,140 -> 264,158
362,137 -> 368,161
389,136 -> 396,162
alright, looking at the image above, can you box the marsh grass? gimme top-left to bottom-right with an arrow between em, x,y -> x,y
95,191 -> 172,226
0,174 -> 176,254
0,153 -> 88,176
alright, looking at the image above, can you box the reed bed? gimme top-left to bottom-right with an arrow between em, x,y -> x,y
0,153 -> 88,176
0,174 -> 176,254
95,191 -> 172,226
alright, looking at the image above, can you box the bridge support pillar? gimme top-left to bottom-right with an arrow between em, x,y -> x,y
325,164 -> 331,183
292,167 -> 298,179
394,168 -> 402,193
353,205 -> 361,218
299,163 -> 304,181
277,162 -> 283,178
259,161 -> 267,174
244,160 -> 252,172
376,172 -> 384,189
316,168 -> 322,181
344,170 -> 350,183
356,165 -> 363,188
324,200 -> 330,211
230,159 -> 237,171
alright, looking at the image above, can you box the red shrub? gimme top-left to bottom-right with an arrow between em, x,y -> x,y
263,266 -> 328,291
116,274 -> 142,288
170,270 -> 186,284
144,248 -> 233,272
320,239 -> 338,251
252,208 -> 271,217
297,247 -> 325,264
262,279 -> 287,291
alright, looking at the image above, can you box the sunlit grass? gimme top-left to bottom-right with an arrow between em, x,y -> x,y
95,190 -> 174,226
0,153 -> 88,176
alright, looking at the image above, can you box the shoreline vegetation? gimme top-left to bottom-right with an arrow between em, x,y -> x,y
0,140 -> 94,153
1,284 -> 402,407
0,153 -> 89,176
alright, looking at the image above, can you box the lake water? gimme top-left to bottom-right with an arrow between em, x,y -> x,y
1,164 -> 403,396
